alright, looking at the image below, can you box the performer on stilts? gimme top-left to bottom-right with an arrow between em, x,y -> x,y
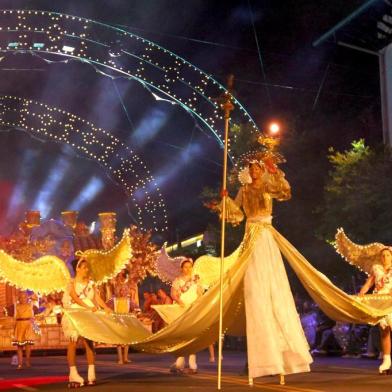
62,257 -> 113,388
209,143 -> 313,381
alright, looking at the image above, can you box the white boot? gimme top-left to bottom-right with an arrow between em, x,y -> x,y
88,364 -> 96,385
379,354 -> 391,374
69,366 -> 84,388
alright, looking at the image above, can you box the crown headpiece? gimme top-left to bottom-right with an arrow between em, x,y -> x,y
236,133 -> 285,185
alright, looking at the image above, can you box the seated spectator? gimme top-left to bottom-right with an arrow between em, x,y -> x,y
300,301 -> 318,348
157,289 -> 173,304
154,289 -> 173,331
142,292 -> 152,313
311,311 -> 338,355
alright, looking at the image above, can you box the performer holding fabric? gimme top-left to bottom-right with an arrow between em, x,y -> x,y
335,230 -> 392,374
170,258 -> 204,374
62,257 -> 113,387
0,230 -> 132,387
209,146 -> 312,379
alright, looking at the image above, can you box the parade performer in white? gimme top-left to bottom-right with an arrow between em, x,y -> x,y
170,258 -> 204,374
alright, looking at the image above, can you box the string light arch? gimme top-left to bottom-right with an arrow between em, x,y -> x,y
0,95 -> 168,232
0,9 -> 259,150
0,9 -> 261,232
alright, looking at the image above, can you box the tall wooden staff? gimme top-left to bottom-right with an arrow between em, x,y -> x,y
217,75 -> 234,390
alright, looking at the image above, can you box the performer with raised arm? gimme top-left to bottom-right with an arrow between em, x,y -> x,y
208,140 -> 312,382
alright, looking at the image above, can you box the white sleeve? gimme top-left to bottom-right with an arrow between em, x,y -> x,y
372,264 -> 384,281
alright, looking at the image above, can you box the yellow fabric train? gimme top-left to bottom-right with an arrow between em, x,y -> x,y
1,224 -> 392,356
55,225 -> 392,356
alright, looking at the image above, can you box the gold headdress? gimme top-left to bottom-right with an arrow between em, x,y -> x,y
335,228 -> 392,275
237,134 -> 285,185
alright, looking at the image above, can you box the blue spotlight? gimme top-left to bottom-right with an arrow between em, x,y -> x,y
6,149 -> 39,219
66,176 -> 105,211
129,107 -> 169,149
32,155 -> 72,218
146,143 -> 201,190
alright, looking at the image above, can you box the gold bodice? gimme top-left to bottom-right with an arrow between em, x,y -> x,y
235,170 -> 291,219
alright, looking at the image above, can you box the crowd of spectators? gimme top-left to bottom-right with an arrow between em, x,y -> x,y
298,298 -> 376,359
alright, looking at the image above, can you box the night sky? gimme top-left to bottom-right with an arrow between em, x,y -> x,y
0,0 -> 382,242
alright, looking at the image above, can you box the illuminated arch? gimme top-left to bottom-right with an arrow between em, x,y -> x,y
0,9 -> 259,149
0,95 -> 168,231
0,9 -> 261,232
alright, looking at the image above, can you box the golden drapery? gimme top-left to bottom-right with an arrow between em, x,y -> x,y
63,223 -> 392,356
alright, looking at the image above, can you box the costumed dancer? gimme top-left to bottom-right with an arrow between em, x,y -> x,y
359,250 -> 392,374
209,146 -> 312,380
112,269 -> 132,364
335,231 -> 392,375
170,258 -> 204,374
62,257 -> 113,388
154,247 -> 217,361
12,291 -> 38,369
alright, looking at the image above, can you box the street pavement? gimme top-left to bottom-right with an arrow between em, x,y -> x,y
1,350 -> 392,391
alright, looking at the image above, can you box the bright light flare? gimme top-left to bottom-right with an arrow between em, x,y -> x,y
269,122 -> 280,134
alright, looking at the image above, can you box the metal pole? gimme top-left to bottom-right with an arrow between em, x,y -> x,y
217,75 -> 234,390
312,0 -> 380,47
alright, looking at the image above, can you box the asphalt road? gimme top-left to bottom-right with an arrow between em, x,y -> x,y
1,350 -> 392,391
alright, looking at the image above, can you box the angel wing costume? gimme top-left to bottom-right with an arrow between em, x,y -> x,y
335,228 -> 392,328
0,229 -> 132,294
0,229 -> 151,342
